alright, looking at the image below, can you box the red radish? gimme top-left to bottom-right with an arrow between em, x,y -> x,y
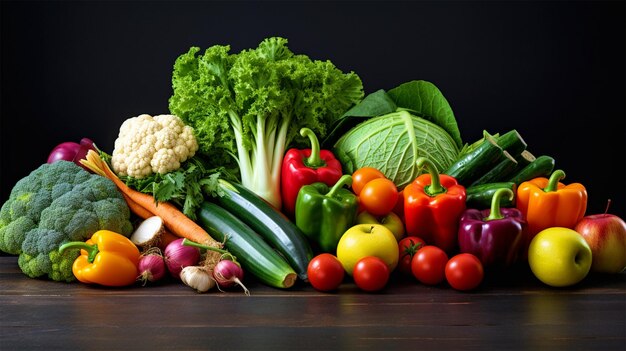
137,249 -> 167,285
213,259 -> 250,295
165,238 -> 200,278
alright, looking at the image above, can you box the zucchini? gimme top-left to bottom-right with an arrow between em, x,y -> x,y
196,201 -> 297,289
470,151 -> 518,186
215,179 -> 313,281
466,182 -> 517,209
445,131 -> 503,185
508,155 -> 555,185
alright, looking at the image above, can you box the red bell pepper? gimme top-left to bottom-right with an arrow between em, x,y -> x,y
281,128 -> 342,218
403,157 -> 466,253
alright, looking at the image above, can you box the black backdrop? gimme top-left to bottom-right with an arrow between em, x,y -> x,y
1,1 -> 624,219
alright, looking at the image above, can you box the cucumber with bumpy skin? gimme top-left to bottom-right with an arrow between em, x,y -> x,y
508,155 -> 555,185
471,151 -> 518,186
196,201 -> 297,289
466,182 -> 517,209
445,131 -> 503,185
215,179 -> 313,281
493,130 -> 527,158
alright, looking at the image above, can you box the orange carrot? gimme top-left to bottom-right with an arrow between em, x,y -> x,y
122,193 -> 153,220
81,150 -> 219,247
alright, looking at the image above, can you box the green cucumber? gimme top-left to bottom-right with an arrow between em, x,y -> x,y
466,182 -> 517,209
445,131 -> 503,185
492,130 -> 527,158
196,201 -> 297,289
471,151 -> 518,186
508,155 -> 555,185
215,179 -> 313,281
514,150 -> 536,170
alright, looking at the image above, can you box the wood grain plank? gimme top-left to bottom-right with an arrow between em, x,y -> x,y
1,256 -> 625,350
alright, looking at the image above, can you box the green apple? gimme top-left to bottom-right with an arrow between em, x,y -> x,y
356,211 -> 405,241
528,227 -> 592,287
336,224 -> 399,275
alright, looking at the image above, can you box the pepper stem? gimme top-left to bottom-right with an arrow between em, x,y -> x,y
326,175 -> 353,198
59,242 -> 99,263
416,157 -> 446,196
485,188 -> 514,221
300,128 -> 326,168
182,238 -> 236,261
544,169 -> 566,192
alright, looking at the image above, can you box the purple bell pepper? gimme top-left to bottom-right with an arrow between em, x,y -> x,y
458,188 -> 527,268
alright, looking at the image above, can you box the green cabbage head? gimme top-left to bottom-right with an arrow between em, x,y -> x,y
333,110 -> 460,189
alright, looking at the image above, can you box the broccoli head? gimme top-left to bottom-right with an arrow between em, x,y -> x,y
0,160 -> 133,281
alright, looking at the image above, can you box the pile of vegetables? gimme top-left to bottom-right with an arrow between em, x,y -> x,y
0,36 -> 623,295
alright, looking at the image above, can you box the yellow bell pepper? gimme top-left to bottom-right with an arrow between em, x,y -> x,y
59,230 -> 140,287
516,169 -> 587,256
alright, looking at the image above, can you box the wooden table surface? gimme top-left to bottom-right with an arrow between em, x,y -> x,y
1,254 -> 625,351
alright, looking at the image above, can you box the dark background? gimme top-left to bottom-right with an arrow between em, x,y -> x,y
1,1 -> 624,219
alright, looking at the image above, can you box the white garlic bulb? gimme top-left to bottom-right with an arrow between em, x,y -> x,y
180,266 -> 216,293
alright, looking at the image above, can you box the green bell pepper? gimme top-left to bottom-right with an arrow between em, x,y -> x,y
295,175 -> 359,253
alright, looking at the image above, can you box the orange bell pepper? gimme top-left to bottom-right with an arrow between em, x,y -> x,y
516,169 -> 587,255
59,230 -> 140,287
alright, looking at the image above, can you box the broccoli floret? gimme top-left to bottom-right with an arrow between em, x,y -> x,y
0,161 -> 133,281
0,215 -> 36,254
19,228 -> 78,282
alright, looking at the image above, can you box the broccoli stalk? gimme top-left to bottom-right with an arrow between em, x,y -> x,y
169,37 -> 364,209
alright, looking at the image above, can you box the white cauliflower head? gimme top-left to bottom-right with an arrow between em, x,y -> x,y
111,114 -> 199,178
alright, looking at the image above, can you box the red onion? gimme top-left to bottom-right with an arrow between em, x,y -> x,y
47,137 -> 98,172
73,138 -> 97,165
165,238 -> 200,278
213,259 -> 249,295
138,252 -> 166,285
48,142 -> 81,163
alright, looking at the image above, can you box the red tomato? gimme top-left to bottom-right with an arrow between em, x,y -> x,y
397,236 -> 426,275
359,178 -> 399,216
411,245 -> 449,285
307,253 -> 345,292
352,256 -> 390,292
445,253 -> 484,291
352,167 -> 386,196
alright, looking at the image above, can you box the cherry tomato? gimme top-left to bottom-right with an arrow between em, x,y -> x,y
397,236 -> 426,275
352,256 -> 390,292
352,167 -> 386,195
445,253 -> 484,291
360,178 -> 399,216
307,253 -> 345,292
411,245 -> 449,285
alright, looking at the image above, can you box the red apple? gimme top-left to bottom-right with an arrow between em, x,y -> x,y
574,204 -> 626,274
